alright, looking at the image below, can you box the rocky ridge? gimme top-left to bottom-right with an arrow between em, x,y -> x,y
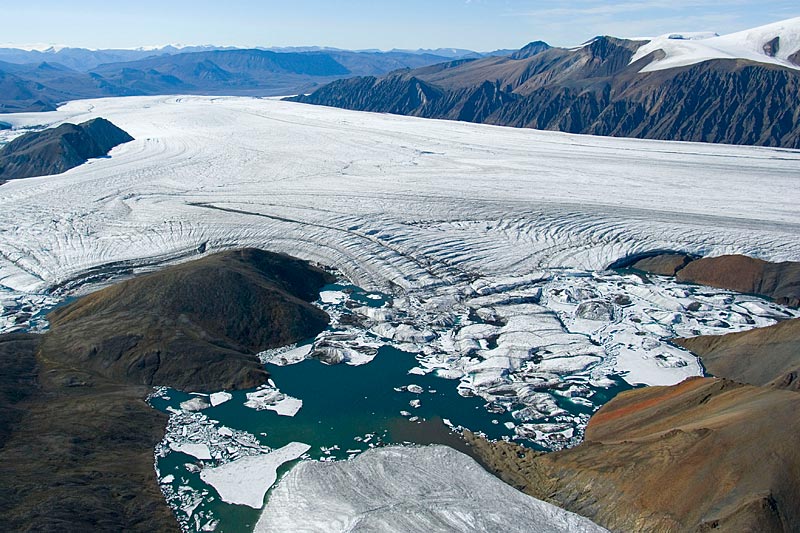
466,376 -> 800,532
291,24 -> 800,148
628,253 -> 800,308
0,117 -> 133,182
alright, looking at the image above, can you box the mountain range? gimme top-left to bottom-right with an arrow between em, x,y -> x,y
0,44 -> 510,71
291,18 -> 800,148
0,46 -> 504,113
2,18 -> 799,148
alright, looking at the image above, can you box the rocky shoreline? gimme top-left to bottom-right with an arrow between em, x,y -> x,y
463,253 -> 800,532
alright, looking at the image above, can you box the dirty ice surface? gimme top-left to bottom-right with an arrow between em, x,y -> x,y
255,445 -> 609,533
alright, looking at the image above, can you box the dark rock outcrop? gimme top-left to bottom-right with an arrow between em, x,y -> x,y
467,377 -> 800,532
291,36 -> 800,148
674,318 -> 800,391
0,118 -> 133,181
0,249 -> 334,531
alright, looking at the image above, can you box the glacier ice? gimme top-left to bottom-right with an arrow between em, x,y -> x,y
254,445 -> 608,532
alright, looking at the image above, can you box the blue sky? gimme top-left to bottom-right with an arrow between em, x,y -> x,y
3,1 -> 797,50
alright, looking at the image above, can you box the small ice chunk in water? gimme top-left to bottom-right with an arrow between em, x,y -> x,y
180,397 -> 210,412
209,392 -> 232,407
320,291 -> 347,304
406,384 -> 424,394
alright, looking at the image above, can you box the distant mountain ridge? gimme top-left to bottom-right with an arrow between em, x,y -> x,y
0,44 -> 231,71
290,18 -> 800,148
0,46 -> 490,112
0,43 -> 500,72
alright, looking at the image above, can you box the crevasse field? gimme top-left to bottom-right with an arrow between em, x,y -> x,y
1,96 -> 799,531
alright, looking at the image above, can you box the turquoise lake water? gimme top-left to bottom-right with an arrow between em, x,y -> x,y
149,284 -> 634,532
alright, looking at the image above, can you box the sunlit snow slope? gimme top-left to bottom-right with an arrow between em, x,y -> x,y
1,95 -> 798,295
632,17 -> 800,72
256,445 -> 608,533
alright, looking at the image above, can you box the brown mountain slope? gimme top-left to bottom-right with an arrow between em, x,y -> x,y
468,377 -> 800,532
674,318 -> 800,390
43,248 -> 333,391
0,249 -> 333,531
291,37 -> 800,148
676,255 -> 800,308
628,253 -> 800,308
0,118 -> 133,181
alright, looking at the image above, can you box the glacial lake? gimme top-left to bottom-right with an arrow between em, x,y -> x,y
148,282 -> 634,533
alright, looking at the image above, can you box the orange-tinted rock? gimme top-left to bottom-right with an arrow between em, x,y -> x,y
468,377 -> 800,532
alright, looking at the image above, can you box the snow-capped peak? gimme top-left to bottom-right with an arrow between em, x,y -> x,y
631,16 -> 800,72
0,43 -> 71,52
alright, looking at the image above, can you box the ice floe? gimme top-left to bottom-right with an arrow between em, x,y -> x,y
208,392 -> 232,407
199,442 -> 310,509
244,385 -> 303,417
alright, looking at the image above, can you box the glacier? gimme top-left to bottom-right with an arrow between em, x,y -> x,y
254,445 -> 608,532
631,17 -> 800,72
0,95 -> 798,297
1,95 -> 799,437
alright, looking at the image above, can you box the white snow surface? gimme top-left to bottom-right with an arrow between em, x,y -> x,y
0,96 -> 798,295
632,17 -> 800,72
199,441 -> 310,509
255,445 -> 608,532
169,442 -> 213,461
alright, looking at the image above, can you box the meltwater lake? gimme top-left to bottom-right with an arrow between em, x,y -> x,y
148,282 -> 634,532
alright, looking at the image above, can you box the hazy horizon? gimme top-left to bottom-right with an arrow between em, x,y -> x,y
1,1 -> 797,52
